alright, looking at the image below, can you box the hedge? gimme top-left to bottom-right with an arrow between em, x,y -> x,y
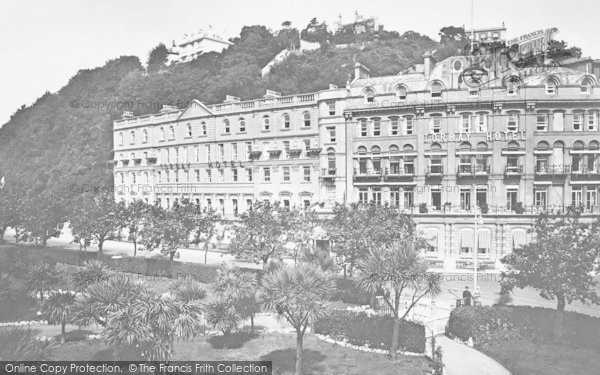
447,305 -> 600,351
314,310 -> 426,353
329,278 -> 371,305
0,245 -> 259,284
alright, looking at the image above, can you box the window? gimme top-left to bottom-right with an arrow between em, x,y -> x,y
572,186 -> 583,207
587,112 -> 597,131
282,113 -> 290,129
283,141 -> 290,157
460,228 -> 474,255
507,188 -> 518,210
364,87 -> 375,103
143,129 -> 148,143
460,188 -> 471,210
187,124 -> 192,137
327,149 -> 336,172
359,188 -> 368,204
239,118 -> 246,132
303,139 -> 311,151
130,130 -> 135,144
165,169 -> 170,182
431,188 -> 441,210
303,166 -> 311,182
536,113 -> 548,131
545,78 -> 558,95
534,188 -> 547,208
224,119 -> 230,134
120,172 -> 125,184
430,81 -> 443,98
396,85 -> 407,100
169,126 -> 175,140
581,78 -> 593,94
328,102 -> 336,116
263,116 -> 270,131
160,127 -> 165,141
245,142 -> 252,160
469,87 -> 480,97
358,146 -> 367,174
206,145 -> 211,162
390,117 -> 399,135
327,127 -> 336,142
430,115 -> 442,134
195,169 -> 200,182
359,119 -> 368,137
371,146 -> 381,173
404,156 -> 415,174
372,188 -> 382,205
430,157 -> 442,174
232,143 -> 238,160
218,144 -> 224,160
303,112 -> 311,127
404,116 -> 414,135
263,167 -> 271,182
461,113 -> 472,133
232,199 -> 238,217
201,122 -> 207,136
403,189 -> 414,209
131,172 -> 136,184
283,166 -> 290,182
475,113 -> 487,132
507,112 -> 519,131
573,112 -> 583,131
232,168 -> 238,182
372,118 -> 381,136
118,132 -> 123,146
183,170 -> 189,182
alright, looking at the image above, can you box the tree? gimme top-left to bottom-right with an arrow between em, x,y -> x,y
548,39 -> 582,59
41,291 -> 76,344
358,240 -> 441,355
147,43 -> 169,73
0,188 -> 25,242
259,263 -> 335,375
0,327 -> 55,360
117,199 -> 149,258
287,207 -> 320,264
25,262 -> 61,301
70,191 -> 120,253
139,205 -> 188,261
230,201 -> 293,270
70,259 -> 109,292
21,193 -> 64,247
438,26 -> 467,45
300,18 -> 331,45
500,209 -> 600,338
327,203 -> 415,278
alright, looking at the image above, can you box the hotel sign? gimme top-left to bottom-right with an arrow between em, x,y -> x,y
506,28 -> 558,56
425,131 -> 526,143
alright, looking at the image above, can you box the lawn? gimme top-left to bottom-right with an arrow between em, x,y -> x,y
480,337 -> 600,375
52,333 -> 432,375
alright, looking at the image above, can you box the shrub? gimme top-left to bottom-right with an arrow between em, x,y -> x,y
446,306 -> 516,346
329,278 -> 371,305
314,310 -> 426,353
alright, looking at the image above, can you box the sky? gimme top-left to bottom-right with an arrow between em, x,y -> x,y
1,0 -> 599,126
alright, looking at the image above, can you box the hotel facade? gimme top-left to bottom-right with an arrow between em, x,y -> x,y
113,49 -> 600,271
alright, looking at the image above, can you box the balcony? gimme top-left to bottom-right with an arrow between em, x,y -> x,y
248,150 -> 262,160
267,149 -> 282,159
384,166 -> 415,181
504,165 -> 523,177
354,168 -> 384,181
570,167 -> 600,180
535,164 -> 570,177
306,147 -> 322,157
426,165 -> 444,177
457,164 -> 490,177
320,168 -> 337,180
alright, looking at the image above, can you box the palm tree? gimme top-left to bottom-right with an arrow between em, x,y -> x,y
204,299 -> 241,349
212,265 -> 260,332
358,240 -> 441,354
0,327 -> 55,360
41,291 -> 76,343
26,262 -> 61,301
259,263 -> 335,375
71,259 -> 109,292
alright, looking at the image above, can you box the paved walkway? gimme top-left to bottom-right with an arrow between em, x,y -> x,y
436,335 -> 511,375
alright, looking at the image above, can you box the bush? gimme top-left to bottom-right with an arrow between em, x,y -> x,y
446,305 -> 600,350
314,310 -> 426,353
329,278 -> 371,305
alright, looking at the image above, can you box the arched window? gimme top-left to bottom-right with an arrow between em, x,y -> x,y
573,140 -> 585,150
545,77 -> 559,95
327,147 -> 336,171
130,130 -> 135,144
371,146 -> 382,173
506,76 -> 521,95
507,141 -> 520,150
169,126 -> 175,140
395,85 -> 408,100
476,142 -> 489,151
371,145 -> 381,154
201,122 -> 207,136
142,129 -> 148,143
223,119 -> 230,133
430,81 -> 443,98
263,115 -> 270,131
303,112 -> 311,127
430,142 -> 442,151
363,87 -> 375,103
187,124 -> 192,137
118,132 -> 123,146
589,140 -> 599,150
389,144 -> 400,153
459,141 -> 472,150
160,127 -> 165,141
536,141 -> 550,150
581,77 -> 594,94
239,118 -> 246,132
403,144 -> 414,152
553,140 -> 565,149
282,113 -> 290,129
358,146 -> 367,155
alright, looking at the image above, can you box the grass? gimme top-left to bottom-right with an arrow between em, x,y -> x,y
52,333 -> 432,374
480,336 -> 600,375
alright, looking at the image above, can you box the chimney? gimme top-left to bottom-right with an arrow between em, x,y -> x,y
224,95 -> 241,103
423,51 -> 436,77
354,62 -> 370,80
160,105 -> 179,113
264,90 -> 282,98
122,111 -> 133,119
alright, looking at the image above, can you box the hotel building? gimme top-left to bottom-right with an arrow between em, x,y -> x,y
113,47 -> 600,271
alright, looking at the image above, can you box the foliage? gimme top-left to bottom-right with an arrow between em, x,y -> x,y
70,259 -> 109,292
147,43 -> 169,73
500,209 -> 600,316
313,310 -> 426,353
0,327 -> 55,360
21,191 -> 65,246
117,199 -> 150,258
25,261 -> 61,300
259,262 -> 335,375
0,187 -> 25,242
446,306 -> 516,346
139,205 -> 188,261
41,291 -> 77,343
70,190 -> 120,253
328,278 -> 370,305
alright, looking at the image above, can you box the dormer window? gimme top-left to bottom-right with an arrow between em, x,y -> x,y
506,76 -> 521,95
364,87 -> 375,103
581,77 -> 593,94
545,78 -> 558,95
430,81 -> 443,98
396,85 -> 407,100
